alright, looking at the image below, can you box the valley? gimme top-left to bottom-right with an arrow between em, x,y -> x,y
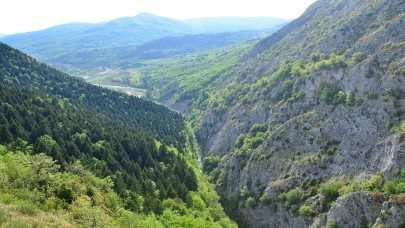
1,0 -> 405,227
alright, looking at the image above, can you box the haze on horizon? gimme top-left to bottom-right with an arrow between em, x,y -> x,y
0,0 -> 317,35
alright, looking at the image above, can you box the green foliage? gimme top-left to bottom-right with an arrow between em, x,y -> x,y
259,194 -> 272,205
0,209 -> 11,225
334,91 -> 347,104
249,124 -> 268,135
278,188 -> 304,210
299,205 -> 315,216
203,155 -> 221,174
346,90 -> 356,106
339,174 -> 387,195
348,52 -> 366,67
233,126 -> 269,158
319,181 -> 343,203
326,219 -> 339,228
383,171 -> 405,195
400,122 -> 405,136
0,146 -> 236,227
0,43 -> 236,226
386,88 -> 404,100
319,82 -> 342,105
245,197 -> 257,208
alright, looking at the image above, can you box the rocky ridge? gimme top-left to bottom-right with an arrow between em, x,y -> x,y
193,0 -> 405,227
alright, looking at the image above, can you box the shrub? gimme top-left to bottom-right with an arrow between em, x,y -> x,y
0,209 -> 11,225
249,124 -> 268,135
319,181 -> 343,203
348,52 -> 365,67
259,194 -> 272,205
401,122 -> 405,136
346,91 -> 355,106
299,205 -> 315,216
319,82 -> 341,105
359,174 -> 384,192
17,201 -> 38,215
245,197 -> 257,208
326,219 -> 339,228
278,188 -> 304,208
333,91 -> 346,105
202,155 -> 221,174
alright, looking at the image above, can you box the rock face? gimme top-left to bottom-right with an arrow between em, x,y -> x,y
312,192 -> 405,228
192,0 -> 405,227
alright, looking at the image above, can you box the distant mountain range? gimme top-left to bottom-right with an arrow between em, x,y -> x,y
184,16 -> 289,33
0,13 -> 289,61
46,25 -> 285,68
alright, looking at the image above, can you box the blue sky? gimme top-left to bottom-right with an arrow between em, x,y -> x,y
1,0 -> 317,34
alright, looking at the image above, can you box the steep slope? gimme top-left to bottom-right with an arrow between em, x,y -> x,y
162,0 -> 405,227
0,42 -> 236,227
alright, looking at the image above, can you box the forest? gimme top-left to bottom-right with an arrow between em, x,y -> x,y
0,42 -> 236,227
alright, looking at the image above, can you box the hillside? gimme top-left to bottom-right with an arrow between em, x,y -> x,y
0,13 -> 196,60
0,42 -> 236,227
133,0 -> 405,227
45,27 -> 281,68
0,13 -> 288,62
195,0 -> 405,227
2,0 -> 405,226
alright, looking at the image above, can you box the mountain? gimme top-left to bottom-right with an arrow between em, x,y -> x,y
0,13 -> 196,60
46,27 -> 282,68
0,13 -> 288,62
134,0 -> 405,227
184,17 -> 289,33
0,42 -> 236,227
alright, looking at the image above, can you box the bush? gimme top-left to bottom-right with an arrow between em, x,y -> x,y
359,174 -> 384,192
319,82 -> 341,105
299,205 -> 315,216
259,194 -> 272,205
326,219 -> 339,228
202,155 -> 221,174
319,182 -> 343,203
0,209 -> 11,225
249,124 -> 268,135
245,197 -> 257,208
278,188 -> 304,208
17,201 -> 38,215
401,122 -> 405,136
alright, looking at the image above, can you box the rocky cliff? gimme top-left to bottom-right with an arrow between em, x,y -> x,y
194,0 -> 405,227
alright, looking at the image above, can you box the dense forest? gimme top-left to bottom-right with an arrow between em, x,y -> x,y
0,42 -> 236,227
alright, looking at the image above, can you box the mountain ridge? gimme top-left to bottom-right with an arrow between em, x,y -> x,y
0,13 -> 289,62
125,0 -> 405,227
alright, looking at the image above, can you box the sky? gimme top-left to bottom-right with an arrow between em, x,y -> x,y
0,0 -> 317,35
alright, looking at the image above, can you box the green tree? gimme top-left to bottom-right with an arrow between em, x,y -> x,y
319,82 -> 341,105
346,91 -> 355,106
319,182 -> 343,203
245,197 -> 257,208
333,91 -> 346,105
299,205 -> 315,216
